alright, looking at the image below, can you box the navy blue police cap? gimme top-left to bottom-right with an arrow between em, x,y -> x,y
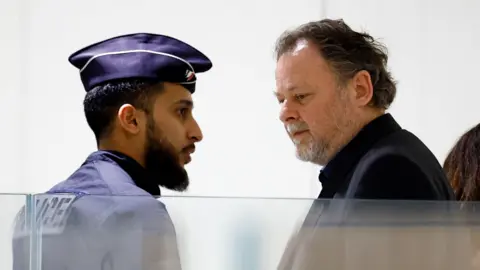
68,33 -> 213,93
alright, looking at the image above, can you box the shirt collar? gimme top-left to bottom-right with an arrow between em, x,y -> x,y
86,150 -> 161,196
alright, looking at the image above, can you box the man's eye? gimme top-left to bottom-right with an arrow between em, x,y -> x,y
294,94 -> 307,101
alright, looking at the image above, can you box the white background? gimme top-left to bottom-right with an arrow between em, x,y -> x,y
1,0 -> 480,269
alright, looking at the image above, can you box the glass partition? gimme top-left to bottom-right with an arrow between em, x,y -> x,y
10,194 -> 480,270
0,194 -> 29,270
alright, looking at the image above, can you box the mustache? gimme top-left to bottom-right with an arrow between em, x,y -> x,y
182,144 -> 196,154
286,122 -> 309,135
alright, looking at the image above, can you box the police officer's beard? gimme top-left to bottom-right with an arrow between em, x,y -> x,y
144,119 -> 189,192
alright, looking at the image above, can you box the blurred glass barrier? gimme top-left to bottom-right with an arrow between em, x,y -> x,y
0,194 -> 29,270
10,194 -> 480,270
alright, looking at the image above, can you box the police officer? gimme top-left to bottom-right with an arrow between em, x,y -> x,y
13,33 -> 213,270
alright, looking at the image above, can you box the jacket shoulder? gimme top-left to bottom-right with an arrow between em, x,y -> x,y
351,146 -> 449,200
48,160 -> 113,195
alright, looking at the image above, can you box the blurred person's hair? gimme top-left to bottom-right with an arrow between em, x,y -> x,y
444,123 -> 480,201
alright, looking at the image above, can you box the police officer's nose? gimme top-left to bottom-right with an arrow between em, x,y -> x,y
279,100 -> 300,124
188,119 -> 203,143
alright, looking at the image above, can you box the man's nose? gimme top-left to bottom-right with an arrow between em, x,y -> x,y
279,101 -> 300,123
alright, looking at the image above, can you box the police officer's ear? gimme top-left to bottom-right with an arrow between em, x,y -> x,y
117,104 -> 144,135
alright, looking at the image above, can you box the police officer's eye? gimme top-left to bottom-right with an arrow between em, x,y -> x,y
177,108 -> 188,117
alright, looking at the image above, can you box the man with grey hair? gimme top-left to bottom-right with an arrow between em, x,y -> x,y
274,19 -> 457,270
274,19 -> 454,200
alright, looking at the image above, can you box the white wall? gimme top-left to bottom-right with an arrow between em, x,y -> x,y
0,0 -> 28,193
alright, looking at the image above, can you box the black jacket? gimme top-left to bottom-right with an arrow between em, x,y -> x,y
318,113 -> 454,200
278,114 -> 457,270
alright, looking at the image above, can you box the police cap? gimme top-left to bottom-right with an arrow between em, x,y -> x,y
68,33 -> 212,93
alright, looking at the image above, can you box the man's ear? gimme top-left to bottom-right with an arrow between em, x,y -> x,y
117,104 -> 144,135
351,70 -> 374,106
